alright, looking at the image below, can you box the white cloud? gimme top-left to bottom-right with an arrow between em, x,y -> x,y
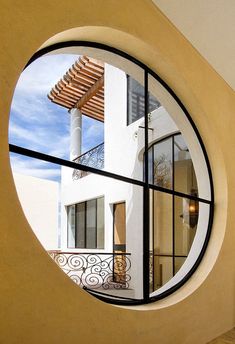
10,90 -> 66,124
10,154 -> 61,181
16,54 -> 79,95
9,122 -> 47,148
9,54 -> 73,164
48,135 -> 70,158
9,120 -> 70,158
86,121 -> 104,138
10,54 -> 79,125
82,116 -> 104,152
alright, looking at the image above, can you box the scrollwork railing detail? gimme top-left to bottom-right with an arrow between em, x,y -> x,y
49,251 -> 131,290
72,142 -> 104,180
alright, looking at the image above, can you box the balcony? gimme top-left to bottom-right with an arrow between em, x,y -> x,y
72,142 -> 104,180
48,251 -> 131,292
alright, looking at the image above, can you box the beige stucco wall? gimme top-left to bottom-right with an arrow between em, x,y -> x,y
0,1 -> 234,343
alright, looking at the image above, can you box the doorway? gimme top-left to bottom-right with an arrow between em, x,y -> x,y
113,202 -> 126,283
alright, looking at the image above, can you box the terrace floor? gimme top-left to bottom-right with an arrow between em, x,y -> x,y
208,328 -> 235,344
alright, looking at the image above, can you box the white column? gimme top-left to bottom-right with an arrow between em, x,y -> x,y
70,108 -> 82,161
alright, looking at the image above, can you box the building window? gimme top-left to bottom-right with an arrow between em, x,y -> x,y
67,197 -> 104,249
127,75 -> 161,125
148,133 -> 199,291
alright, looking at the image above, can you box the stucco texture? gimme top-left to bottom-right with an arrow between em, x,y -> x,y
0,1 -> 234,343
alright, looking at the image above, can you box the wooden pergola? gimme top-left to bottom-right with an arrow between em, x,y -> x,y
48,56 -> 104,122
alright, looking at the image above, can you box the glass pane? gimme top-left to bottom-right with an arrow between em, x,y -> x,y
86,199 -> 97,249
67,205 -> 76,248
174,196 -> 198,256
153,256 -> 173,290
150,189 -> 173,291
75,202 -> 86,248
153,138 -> 172,189
174,135 -> 198,196
97,197 -> 104,249
152,191 -> 173,255
174,257 -> 186,274
148,91 -> 161,114
147,73 -> 178,189
148,148 -> 153,184
127,76 -> 145,125
126,73 -> 162,123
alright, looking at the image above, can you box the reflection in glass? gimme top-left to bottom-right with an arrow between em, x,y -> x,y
97,197 -> 104,249
150,190 -> 173,292
127,75 -> 161,125
174,135 -> 198,195
153,191 -> 173,255
149,185 -> 199,293
86,199 -> 97,249
76,202 -> 85,248
148,91 -> 161,114
67,197 -> 105,249
67,204 -> 75,248
127,76 -> 145,125
174,196 -> 197,256
153,138 -> 172,189
148,148 -> 153,184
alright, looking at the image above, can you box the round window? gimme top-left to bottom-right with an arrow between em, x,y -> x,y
9,42 -> 213,305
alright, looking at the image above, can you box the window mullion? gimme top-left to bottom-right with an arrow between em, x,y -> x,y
143,70 -> 150,301
172,136 -> 175,276
85,201 -> 87,249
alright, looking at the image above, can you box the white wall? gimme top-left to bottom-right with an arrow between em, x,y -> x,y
13,173 -> 59,250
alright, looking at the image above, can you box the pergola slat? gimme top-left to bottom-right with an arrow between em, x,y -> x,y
82,104 -> 104,115
48,55 -> 105,122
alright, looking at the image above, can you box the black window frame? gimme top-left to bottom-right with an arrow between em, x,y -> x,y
9,41 -> 214,306
147,132 -> 201,292
67,196 -> 104,249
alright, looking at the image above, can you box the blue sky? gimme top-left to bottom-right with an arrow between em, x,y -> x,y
9,54 -> 104,181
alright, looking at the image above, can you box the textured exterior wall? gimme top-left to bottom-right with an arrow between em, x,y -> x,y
0,1 -> 234,343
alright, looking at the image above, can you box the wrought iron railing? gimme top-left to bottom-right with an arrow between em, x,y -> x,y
49,251 -> 131,290
72,142 -> 104,180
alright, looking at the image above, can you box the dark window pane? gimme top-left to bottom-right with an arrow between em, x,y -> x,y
97,197 -> 104,249
153,138 -> 172,189
148,148 -> 153,184
86,199 -> 97,249
127,76 -> 161,126
148,91 -> 161,114
127,76 -> 145,125
67,205 -> 76,248
76,202 -> 86,248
